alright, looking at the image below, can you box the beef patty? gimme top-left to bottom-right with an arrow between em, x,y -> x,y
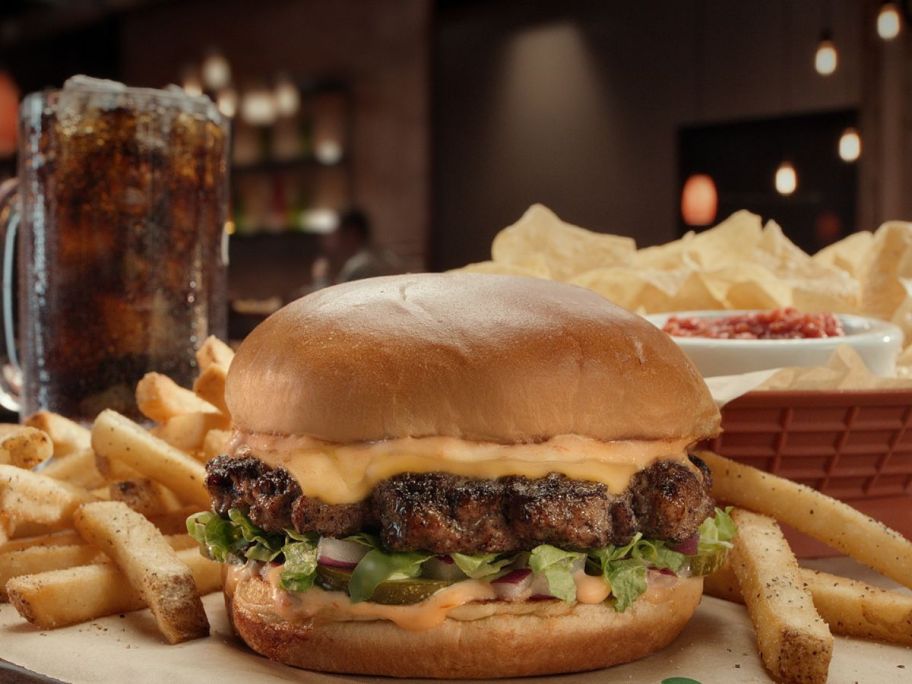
205,452 -> 714,554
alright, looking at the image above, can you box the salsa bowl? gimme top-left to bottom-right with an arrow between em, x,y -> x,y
645,310 -> 903,378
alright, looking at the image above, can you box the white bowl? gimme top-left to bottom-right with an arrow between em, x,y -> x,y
645,310 -> 903,378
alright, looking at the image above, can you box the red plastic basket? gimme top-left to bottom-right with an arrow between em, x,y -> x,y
706,389 -> 912,556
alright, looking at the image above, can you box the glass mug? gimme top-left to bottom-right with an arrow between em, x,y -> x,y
0,77 -> 229,422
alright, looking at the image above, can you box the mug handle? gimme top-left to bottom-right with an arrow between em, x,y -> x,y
0,177 -> 21,413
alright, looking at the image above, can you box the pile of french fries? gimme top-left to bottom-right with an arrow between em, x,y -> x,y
699,450 -> 912,684
0,336 -> 233,644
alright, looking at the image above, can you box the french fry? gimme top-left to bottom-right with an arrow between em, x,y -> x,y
136,372 -> 219,423
1,533 -> 197,599
23,411 -> 91,458
202,429 -> 230,460
148,506 -> 207,535
193,364 -> 229,416
94,450 -> 143,481
730,508 -> 832,684
0,530 -> 83,553
706,559 -> 912,647
40,448 -> 106,489
0,465 -> 95,528
699,450 -> 912,590
195,335 -> 234,372
72,501 -> 209,643
0,426 -> 54,469
109,478 -> 182,517
152,411 -> 230,453
1,544 -> 102,600
91,410 -> 209,506
6,547 -> 220,629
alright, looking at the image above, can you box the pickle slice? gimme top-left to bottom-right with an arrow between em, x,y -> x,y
316,566 -> 453,605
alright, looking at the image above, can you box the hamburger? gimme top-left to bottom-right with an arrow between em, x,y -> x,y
188,273 -> 734,678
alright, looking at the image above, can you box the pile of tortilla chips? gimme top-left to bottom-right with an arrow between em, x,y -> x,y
460,205 -> 912,352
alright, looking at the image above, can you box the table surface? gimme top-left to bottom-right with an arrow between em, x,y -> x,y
1,557 -> 910,684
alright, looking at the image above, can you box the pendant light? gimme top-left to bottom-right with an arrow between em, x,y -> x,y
774,161 -> 798,196
814,31 -> 838,76
838,128 -> 861,162
681,174 -> 718,226
877,1 -> 903,41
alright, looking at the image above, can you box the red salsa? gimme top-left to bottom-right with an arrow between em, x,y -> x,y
663,307 -> 844,340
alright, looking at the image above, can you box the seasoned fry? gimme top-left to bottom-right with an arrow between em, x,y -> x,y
23,411 -> 91,458
0,465 -> 95,527
0,426 -> 54,469
0,530 -> 83,554
40,448 -> 106,489
136,372 -> 219,423
729,508 -> 832,684
6,547 -> 220,629
202,429 -> 230,460
195,335 -> 234,372
0,544 -> 102,600
699,450 -> 912,589
91,410 -> 209,506
73,501 -> 209,642
148,506 -> 207,535
706,559 -> 912,647
152,411 -> 230,453
94,450 -> 143,481
108,478 -> 182,517
193,364 -> 229,416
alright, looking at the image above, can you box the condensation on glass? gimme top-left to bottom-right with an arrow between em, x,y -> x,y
16,77 -> 228,421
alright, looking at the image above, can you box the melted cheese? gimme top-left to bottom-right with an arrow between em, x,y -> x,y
232,432 -> 692,504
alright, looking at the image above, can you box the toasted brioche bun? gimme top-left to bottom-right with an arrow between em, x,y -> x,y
226,273 -> 719,444
226,572 -> 704,678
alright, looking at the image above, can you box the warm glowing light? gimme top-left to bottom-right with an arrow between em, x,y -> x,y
181,67 -> 203,97
315,140 -> 343,165
878,2 -> 902,40
301,208 -> 339,234
225,220 -> 236,236
274,75 -> 300,117
775,161 -> 798,196
202,51 -> 231,90
814,39 -> 838,76
680,174 -> 718,226
838,128 -> 862,162
240,88 -> 277,126
217,88 -> 237,118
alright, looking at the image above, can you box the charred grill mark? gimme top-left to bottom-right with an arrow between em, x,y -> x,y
204,454 -> 715,553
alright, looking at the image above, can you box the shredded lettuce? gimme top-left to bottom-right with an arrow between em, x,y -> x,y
689,506 -> 736,576
528,545 -> 585,602
187,507 -> 737,611
280,541 -> 319,592
450,552 -> 512,579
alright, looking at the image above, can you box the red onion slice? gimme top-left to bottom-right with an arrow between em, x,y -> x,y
671,533 -> 699,556
491,569 -> 533,600
317,538 -> 368,569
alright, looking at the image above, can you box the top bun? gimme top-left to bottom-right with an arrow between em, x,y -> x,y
226,273 -> 719,444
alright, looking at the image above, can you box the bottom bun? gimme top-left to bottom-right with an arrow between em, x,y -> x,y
225,573 -> 704,679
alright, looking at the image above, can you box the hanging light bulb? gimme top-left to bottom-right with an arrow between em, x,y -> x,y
274,74 -> 300,117
877,1 -> 903,41
814,32 -> 838,76
775,161 -> 798,196
240,87 -> 277,126
217,88 -> 237,118
838,128 -> 862,162
202,50 -> 231,91
680,174 -> 718,226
